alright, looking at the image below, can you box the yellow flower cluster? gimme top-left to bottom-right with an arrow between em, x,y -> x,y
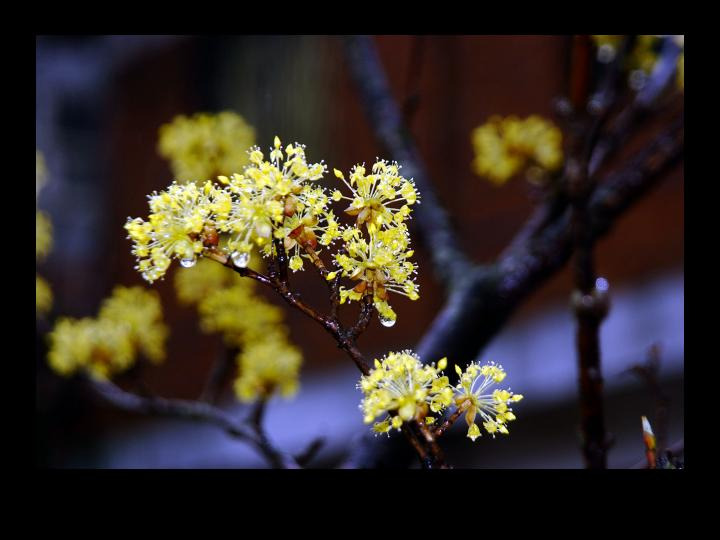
327,160 -> 420,327
333,223 -> 418,327
174,257 -> 301,402
234,340 -> 302,402
219,137 -> 338,269
36,211 -> 52,261
131,135 -> 421,326
471,115 -> 563,185
36,276 -> 53,315
98,286 -> 168,363
125,180 -> 228,282
158,111 -> 256,183
36,150 -> 47,201
453,361 -> 523,441
127,137 -> 341,281
359,351 -> 452,434
359,353 -> 523,442
332,161 -> 418,232
47,286 -> 168,379
36,150 -> 52,317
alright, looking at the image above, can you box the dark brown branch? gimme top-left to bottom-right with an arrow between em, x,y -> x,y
348,294 -> 375,340
567,137 -> 609,470
344,35 -> 472,289
433,401 -> 469,438
217,246 -> 372,376
272,238 -> 289,285
87,376 -> 301,469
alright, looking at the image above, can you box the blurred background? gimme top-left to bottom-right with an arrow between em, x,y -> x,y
35,35 -> 683,468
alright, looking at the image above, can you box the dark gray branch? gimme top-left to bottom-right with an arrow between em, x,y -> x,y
343,35 -> 472,288
418,115 -> 683,367
87,376 -> 301,469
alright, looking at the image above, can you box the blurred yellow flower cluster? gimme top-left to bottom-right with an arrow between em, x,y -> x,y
471,115 -> 563,185
359,353 -> 523,442
235,340 -> 302,402
158,111 -> 255,183
174,258 -> 302,403
453,361 -> 523,441
36,150 -> 52,317
359,350 -> 452,434
47,286 -> 168,380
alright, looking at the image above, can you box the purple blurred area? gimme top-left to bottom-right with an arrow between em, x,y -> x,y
36,35 -> 683,468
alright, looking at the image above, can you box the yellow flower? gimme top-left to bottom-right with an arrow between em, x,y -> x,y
197,283 -> 285,348
36,150 -> 53,317
453,361 -> 522,441
47,286 -> 169,379
47,317 -> 135,380
98,286 -> 168,364
36,211 -> 52,262
158,111 -> 256,183
358,350 -> 452,434
334,223 -> 418,327
471,115 -> 563,185
333,160 -> 419,231
218,137 -> 334,268
234,338 -> 302,402
36,275 -> 52,316
125,181 -> 227,282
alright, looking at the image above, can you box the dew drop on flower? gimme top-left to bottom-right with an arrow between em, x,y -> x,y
231,251 -> 250,268
379,315 -> 396,328
180,257 -> 196,268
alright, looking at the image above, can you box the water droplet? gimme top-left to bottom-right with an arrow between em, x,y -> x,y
379,315 -> 396,328
231,251 -> 250,268
180,257 -> 196,268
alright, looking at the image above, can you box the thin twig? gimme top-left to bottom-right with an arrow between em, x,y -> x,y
433,400 -> 469,438
348,294 -> 375,340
